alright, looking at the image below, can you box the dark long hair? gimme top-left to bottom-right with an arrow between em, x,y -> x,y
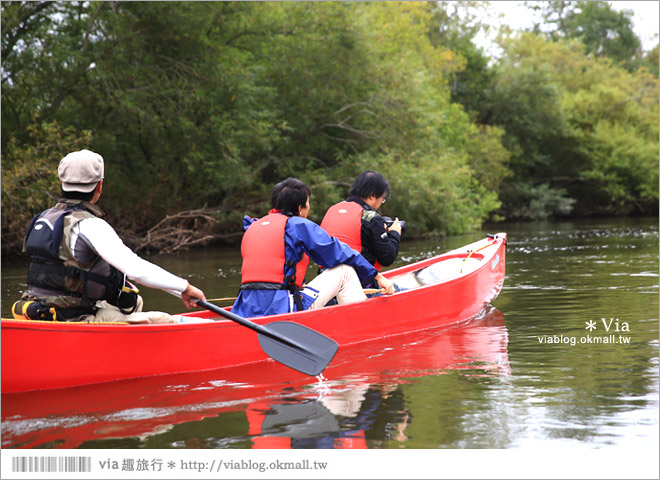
271,178 -> 311,216
348,170 -> 390,200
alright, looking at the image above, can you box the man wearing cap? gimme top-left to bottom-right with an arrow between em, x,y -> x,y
17,149 -> 206,323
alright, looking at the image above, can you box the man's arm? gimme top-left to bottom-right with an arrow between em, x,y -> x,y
362,212 -> 401,267
288,218 -> 381,286
75,218 -> 205,308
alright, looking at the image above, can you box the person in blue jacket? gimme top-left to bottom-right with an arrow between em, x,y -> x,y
232,178 -> 395,318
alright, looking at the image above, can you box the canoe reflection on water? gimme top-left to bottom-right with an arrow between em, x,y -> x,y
1,306 -> 509,449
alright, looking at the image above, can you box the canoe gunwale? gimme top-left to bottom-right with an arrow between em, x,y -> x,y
1,234 -> 504,330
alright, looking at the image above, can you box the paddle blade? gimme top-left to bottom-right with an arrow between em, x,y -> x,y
258,321 -> 338,376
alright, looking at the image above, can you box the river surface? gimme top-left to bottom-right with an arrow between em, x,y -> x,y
1,218 -> 658,457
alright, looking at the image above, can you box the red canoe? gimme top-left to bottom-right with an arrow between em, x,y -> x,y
1,233 -> 507,393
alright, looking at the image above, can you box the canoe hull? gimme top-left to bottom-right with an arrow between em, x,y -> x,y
1,234 -> 506,393
2,307 -> 508,449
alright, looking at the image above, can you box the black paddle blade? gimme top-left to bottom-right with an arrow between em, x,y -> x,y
257,321 -> 338,376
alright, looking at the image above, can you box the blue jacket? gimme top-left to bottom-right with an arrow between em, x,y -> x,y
232,213 -> 378,318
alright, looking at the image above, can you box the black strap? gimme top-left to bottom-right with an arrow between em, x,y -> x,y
29,261 -> 82,279
240,282 -> 288,290
287,282 -> 304,311
283,259 -> 304,311
27,262 -> 100,309
240,281 -> 304,311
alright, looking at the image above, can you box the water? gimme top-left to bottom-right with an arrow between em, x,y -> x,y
1,217 -> 658,453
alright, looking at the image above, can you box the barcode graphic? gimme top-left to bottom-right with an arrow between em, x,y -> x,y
12,456 -> 92,473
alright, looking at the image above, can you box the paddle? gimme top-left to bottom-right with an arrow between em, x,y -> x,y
205,296 -> 238,303
195,299 -> 338,376
190,297 -> 338,377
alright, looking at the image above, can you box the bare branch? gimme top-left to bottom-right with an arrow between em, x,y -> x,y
82,2 -> 105,52
128,207 -> 244,254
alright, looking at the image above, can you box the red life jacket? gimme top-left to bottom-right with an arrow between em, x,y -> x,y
241,212 -> 309,288
321,201 -> 382,271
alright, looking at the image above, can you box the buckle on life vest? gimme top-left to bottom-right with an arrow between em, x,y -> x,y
12,300 -> 57,321
116,281 -> 139,314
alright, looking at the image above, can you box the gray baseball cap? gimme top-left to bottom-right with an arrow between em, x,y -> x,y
58,149 -> 104,193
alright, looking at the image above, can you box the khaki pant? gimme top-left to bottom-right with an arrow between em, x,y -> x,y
304,264 -> 367,310
83,296 -> 177,324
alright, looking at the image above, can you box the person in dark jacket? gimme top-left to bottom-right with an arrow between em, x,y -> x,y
320,171 -> 402,285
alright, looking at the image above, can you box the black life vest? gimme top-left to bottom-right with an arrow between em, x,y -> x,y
23,200 -> 137,318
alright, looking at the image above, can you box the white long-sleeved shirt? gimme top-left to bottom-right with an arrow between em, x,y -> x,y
71,217 -> 188,292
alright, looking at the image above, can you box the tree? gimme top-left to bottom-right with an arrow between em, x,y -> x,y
2,2 -> 77,147
528,1 -> 642,70
2,1 -> 511,252
641,43 -> 659,76
486,33 -> 658,217
427,1 -> 496,121
1,121 -> 92,251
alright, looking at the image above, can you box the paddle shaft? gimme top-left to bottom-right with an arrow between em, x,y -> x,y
363,288 -> 385,294
195,299 -> 307,351
165,290 -> 307,350
460,240 -> 496,273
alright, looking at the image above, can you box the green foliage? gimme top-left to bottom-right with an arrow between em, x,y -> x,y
378,152 -> 501,236
642,44 -> 659,76
483,33 -> 658,218
566,84 -> 659,212
1,1 -> 656,252
427,1 -> 496,120
528,1 -> 642,70
2,1 -> 510,248
464,124 -> 512,192
503,182 -> 576,220
1,120 -> 93,250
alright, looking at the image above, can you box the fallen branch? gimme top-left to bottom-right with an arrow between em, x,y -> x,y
129,207 -> 241,255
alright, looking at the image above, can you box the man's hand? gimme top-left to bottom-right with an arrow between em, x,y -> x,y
386,218 -> 403,235
374,273 -> 396,295
180,283 -> 206,309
